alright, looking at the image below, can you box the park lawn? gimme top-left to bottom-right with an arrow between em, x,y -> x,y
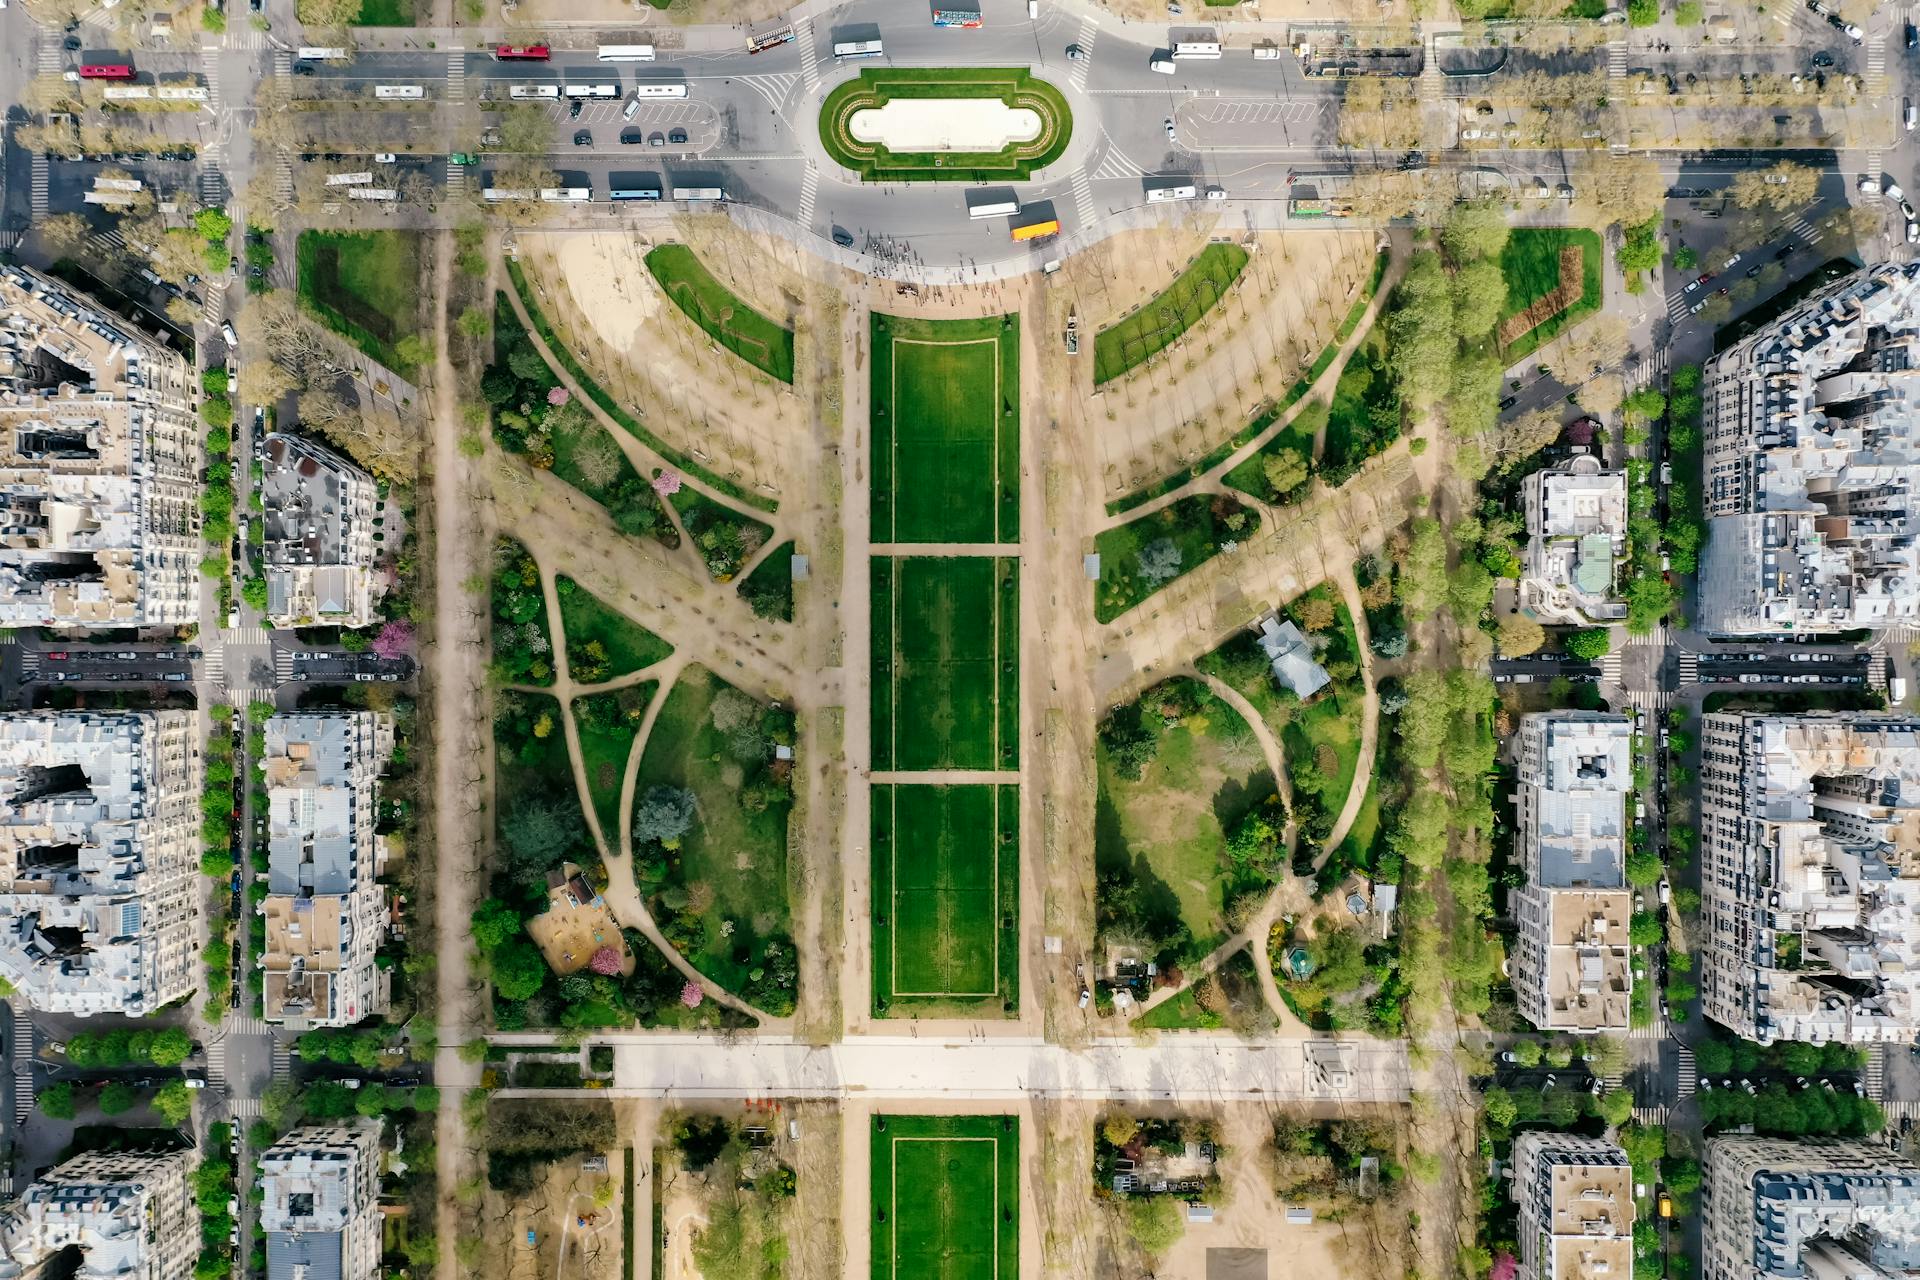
871,312 -> 1021,544
353,0 -> 412,22
555,577 -> 673,680
1222,409 -> 1321,505
1094,705 -> 1274,956
1321,324 -> 1399,475
871,784 -> 1018,1015
644,245 -> 795,384
1497,227 -> 1603,358
871,557 -> 1017,772
821,66 -> 1071,183
635,665 -> 791,997
572,685 -> 656,846
295,231 -> 422,372
870,1115 -> 1019,1280
737,541 -> 796,622
1093,243 -> 1250,385
1133,947 -> 1270,1031
1092,495 -> 1258,624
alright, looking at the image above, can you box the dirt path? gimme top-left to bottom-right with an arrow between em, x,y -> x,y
1314,561 -> 1382,871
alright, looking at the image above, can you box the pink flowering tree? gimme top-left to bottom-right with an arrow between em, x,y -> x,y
371,621 -> 414,661
680,981 -> 705,1009
651,470 -> 682,498
588,946 -> 622,976
547,387 -> 570,407
1490,1254 -> 1518,1280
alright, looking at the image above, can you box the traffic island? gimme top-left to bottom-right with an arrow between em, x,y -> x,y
818,66 -> 1072,183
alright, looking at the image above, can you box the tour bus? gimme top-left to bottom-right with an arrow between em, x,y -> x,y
324,171 -> 375,186
832,39 -> 884,59
747,21 -> 795,53
672,186 -> 726,201
609,185 -> 663,200
966,196 -> 1021,219
483,188 -> 536,201
79,64 -> 136,79
93,177 -> 143,192
1172,37 -> 1223,58
631,83 -> 689,99
509,84 -> 560,100
102,85 -> 153,100
347,187 -> 398,200
932,9 -> 984,26
562,83 -> 620,99
539,187 -> 592,202
155,84 -> 209,100
373,84 -> 425,99
83,190 -> 139,205
1010,217 -> 1060,241
1146,182 -> 1197,202
597,44 -> 655,62
494,44 -> 550,60
295,47 -> 349,60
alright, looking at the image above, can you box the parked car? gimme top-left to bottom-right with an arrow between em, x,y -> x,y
668,128 -> 687,144
572,129 -> 592,146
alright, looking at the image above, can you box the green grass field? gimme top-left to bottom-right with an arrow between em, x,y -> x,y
871,557 -> 1018,772
1222,407 -> 1321,505
644,245 -> 796,384
871,1114 -> 1019,1280
870,312 -> 1020,545
1093,243 -> 1249,385
821,67 -> 1071,183
353,0 -> 412,23
555,577 -> 673,681
737,541 -> 796,622
1092,496 -> 1258,624
871,785 -> 1018,1014
295,231 -> 421,372
572,685 -> 656,843
1498,227 -> 1603,358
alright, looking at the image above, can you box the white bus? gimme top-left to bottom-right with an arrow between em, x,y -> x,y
631,83 -> 689,99
967,197 -> 1021,219
155,84 -> 209,100
1146,183 -> 1198,202
93,177 -> 144,192
597,44 -> 655,62
539,186 -> 592,202
325,171 -> 375,186
83,190 -> 139,205
609,186 -> 663,200
373,84 -> 425,99
832,39 -> 884,59
102,85 -> 154,100
1172,39 -> 1223,58
563,83 -> 620,99
348,187 -> 398,200
296,46 -> 349,60
483,188 -> 536,201
509,84 -> 560,100
672,186 -> 726,201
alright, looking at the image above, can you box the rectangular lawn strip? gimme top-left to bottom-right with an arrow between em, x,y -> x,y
572,685 -> 656,843
1092,495 -> 1258,624
295,230 -> 422,372
1093,243 -> 1250,385
1497,227 -> 1603,359
870,1115 -> 1019,1280
504,257 -> 777,513
634,665 -> 792,1003
870,312 -> 1020,544
644,244 -> 795,384
1104,248 -> 1390,514
994,559 -> 1020,771
872,557 -> 1011,772
555,576 -> 673,679
352,0 -> 412,22
737,540 -> 795,622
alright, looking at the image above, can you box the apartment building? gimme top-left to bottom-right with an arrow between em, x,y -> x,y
0,1149 -> 199,1280
1510,1132 -> 1634,1280
1701,1137 -> 1920,1280
260,712 -> 395,1028
259,433 -> 384,628
0,264 -> 200,627
1510,712 -> 1636,1033
1697,261 -> 1920,635
1696,713 -> 1920,1044
0,711 -> 201,1015
260,1123 -> 383,1280
1520,456 -> 1629,626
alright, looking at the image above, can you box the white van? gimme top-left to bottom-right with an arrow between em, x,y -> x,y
221,321 -> 238,346
1906,97 -> 1916,130
623,96 -> 641,121
1149,55 -> 1175,73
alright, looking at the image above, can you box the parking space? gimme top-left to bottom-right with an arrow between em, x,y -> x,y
1173,97 -> 1331,149
19,645 -> 197,688
275,646 -> 414,686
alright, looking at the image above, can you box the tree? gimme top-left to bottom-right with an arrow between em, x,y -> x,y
98,1082 -> 139,1116
632,785 -> 696,847
1483,1088 -> 1518,1128
1294,595 -> 1337,633
499,796 -> 579,891
456,307 -> 490,342
1594,1090 -> 1634,1127
497,103 -> 555,155
1442,200 -> 1511,262
1451,257 -> 1509,339
1629,912 -> 1663,946
1102,1113 -> 1139,1148
1387,252 -> 1458,410
1497,614 -> 1546,657
1563,627 -> 1612,661
295,0 -> 361,24
1731,162 -> 1818,211
38,1081 -> 75,1119
1261,449 -> 1309,498
1123,1196 -> 1185,1256
1577,155 -> 1664,228
40,212 -> 92,255
392,333 -> 431,369
153,1081 -> 194,1126
1511,1038 -> 1543,1068
489,937 -> 548,1001
1136,538 -> 1183,586
470,899 -> 522,953
149,1027 -> 193,1066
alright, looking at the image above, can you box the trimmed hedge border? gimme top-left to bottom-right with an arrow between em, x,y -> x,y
1104,247 -> 1390,516
818,66 -> 1072,183
504,257 -> 778,513
644,244 -> 795,385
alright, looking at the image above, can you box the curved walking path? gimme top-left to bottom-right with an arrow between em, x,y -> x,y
1315,560 -> 1383,872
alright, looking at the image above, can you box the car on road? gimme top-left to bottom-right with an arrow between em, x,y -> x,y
1812,52 -> 1835,67
668,128 -> 687,144
572,130 -> 592,146
1909,99 -> 1917,131
1903,200 -> 1918,220
293,60 -> 314,75
831,227 -> 855,248
570,99 -> 585,119
221,321 -> 238,346
1164,117 -> 1177,142
1684,279 -> 1702,293
1775,243 -> 1795,260
1910,21 -> 1918,47
1065,44 -> 1083,60
1746,264 -> 1762,278
1498,395 -> 1517,410
1690,298 -> 1709,315
1723,253 -> 1742,270
1889,182 -> 1907,202
1910,222 -> 1919,245
62,34 -> 80,49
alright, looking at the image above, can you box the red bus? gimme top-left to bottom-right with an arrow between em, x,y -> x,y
493,44 -> 549,60
79,64 -> 136,80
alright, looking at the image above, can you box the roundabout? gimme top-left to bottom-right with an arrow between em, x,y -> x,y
818,66 -> 1073,184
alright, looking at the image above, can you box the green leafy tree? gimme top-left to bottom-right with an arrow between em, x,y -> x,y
98,1082 -> 139,1116
1563,628 -> 1612,661
148,1027 -> 194,1066
39,1081 -> 75,1119
489,936 -> 549,1001
1123,1196 -> 1186,1255
153,1080 -> 194,1126
471,898 -> 522,952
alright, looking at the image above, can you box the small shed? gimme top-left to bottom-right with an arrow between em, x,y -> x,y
1187,1203 -> 1215,1224
1285,1207 -> 1315,1225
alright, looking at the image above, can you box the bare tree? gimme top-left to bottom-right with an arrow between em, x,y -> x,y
38,212 -> 92,256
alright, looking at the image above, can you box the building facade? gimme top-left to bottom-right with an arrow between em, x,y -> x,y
260,1123 -> 383,1280
1520,456 -> 1629,626
1701,1137 -> 1920,1280
0,1149 -> 199,1280
260,712 -> 395,1027
1697,261 -> 1920,635
1697,713 -> 1920,1044
1510,712 -> 1636,1033
259,433 -> 383,628
0,711 -> 202,1015
0,264 -> 200,627
1510,1132 -> 1634,1280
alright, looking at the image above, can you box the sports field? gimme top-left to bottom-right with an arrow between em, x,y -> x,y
871,784 -> 1018,1013
870,313 -> 1021,545
870,1114 -> 1019,1280
871,557 -> 1018,771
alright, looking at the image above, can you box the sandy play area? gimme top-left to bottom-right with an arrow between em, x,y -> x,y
849,99 -> 1042,151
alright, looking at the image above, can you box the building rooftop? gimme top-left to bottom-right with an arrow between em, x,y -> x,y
1522,458 -> 1628,626
1256,615 -> 1331,700
1538,890 -> 1633,1032
1521,713 -> 1633,889
259,433 -> 381,628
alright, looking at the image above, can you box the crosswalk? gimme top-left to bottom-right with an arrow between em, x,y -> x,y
227,626 -> 271,647
1418,54 -> 1441,106
228,1013 -> 270,1037
1068,17 -> 1096,93
271,1039 -> 291,1081
1607,38 -> 1628,79
221,27 -> 271,52
1600,651 -> 1623,685
1866,1044 -> 1887,1099
1866,40 -> 1888,96
794,164 -> 819,232
204,646 -> 225,684
1090,146 -> 1145,181
1070,171 -> 1096,229
1869,650 -> 1890,689
446,52 -> 467,105
206,1038 -> 228,1091
11,1006 -> 35,1123
1677,652 -> 1698,684
30,154 -> 48,221
796,17 -> 820,96
1672,1043 -> 1697,1099
736,72 -> 800,115
273,52 -> 295,204
230,1097 -> 261,1118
